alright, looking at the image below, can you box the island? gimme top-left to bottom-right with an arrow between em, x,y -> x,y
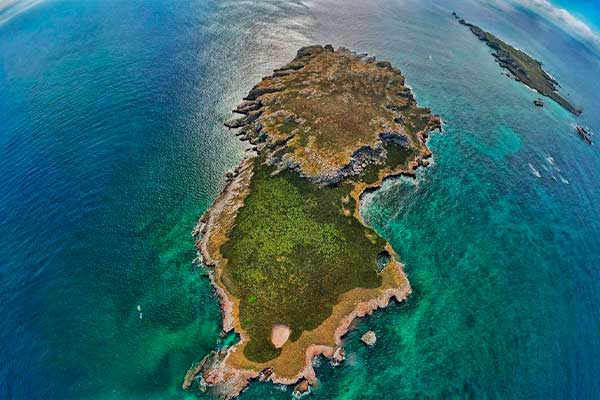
185,45 -> 441,398
453,13 -> 582,116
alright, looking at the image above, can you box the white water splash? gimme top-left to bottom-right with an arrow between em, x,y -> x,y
559,174 -> 569,184
528,163 -> 542,178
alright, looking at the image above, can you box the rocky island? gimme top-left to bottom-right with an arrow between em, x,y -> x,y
453,13 -> 582,116
186,45 -> 441,398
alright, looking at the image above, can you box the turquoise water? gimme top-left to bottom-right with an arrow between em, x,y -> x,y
1,0 -> 600,399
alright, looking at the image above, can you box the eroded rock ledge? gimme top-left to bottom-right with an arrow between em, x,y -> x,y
185,45 -> 441,399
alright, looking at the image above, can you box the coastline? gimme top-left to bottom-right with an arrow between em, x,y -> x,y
351,116 -> 440,224
186,122 -> 440,398
188,170 -> 413,397
193,154 -> 257,334
185,45 -> 442,398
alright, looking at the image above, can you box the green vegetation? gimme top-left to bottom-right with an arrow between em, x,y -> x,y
360,144 -> 415,184
198,46 -> 438,375
249,46 -> 432,179
220,158 -> 386,362
278,119 -> 298,135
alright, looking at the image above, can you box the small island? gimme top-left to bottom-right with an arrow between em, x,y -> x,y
576,125 -> 593,144
453,13 -> 582,116
186,45 -> 441,398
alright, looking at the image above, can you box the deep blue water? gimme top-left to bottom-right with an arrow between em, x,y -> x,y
1,1 -> 599,399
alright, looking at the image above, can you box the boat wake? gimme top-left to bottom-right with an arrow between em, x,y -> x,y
528,163 -> 541,178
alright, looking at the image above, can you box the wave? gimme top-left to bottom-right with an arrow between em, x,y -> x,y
559,174 -> 569,184
528,163 -> 542,178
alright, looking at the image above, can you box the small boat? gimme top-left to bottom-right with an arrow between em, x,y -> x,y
576,125 -> 593,144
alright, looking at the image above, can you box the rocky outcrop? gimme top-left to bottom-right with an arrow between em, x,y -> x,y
331,346 -> 345,366
243,85 -> 284,101
293,379 -> 310,397
218,45 -> 440,186
361,330 -> 377,346
576,125 -> 593,144
233,100 -> 261,114
182,349 -> 258,399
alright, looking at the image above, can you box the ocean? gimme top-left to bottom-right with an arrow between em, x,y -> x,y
1,0 -> 599,399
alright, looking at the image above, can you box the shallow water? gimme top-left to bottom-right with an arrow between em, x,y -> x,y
1,0 -> 599,399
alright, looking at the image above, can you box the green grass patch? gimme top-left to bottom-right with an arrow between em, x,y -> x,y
278,119 -> 298,135
360,144 -> 414,184
220,158 -> 386,362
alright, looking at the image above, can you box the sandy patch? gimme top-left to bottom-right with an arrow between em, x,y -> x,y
271,324 -> 291,348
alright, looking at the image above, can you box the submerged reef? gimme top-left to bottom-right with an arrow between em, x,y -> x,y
186,45 -> 441,398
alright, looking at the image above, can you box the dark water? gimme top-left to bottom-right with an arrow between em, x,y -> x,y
1,1 -> 599,399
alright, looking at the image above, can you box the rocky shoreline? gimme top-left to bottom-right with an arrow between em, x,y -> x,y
186,155 -> 419,399
185,45 -> 441,399
453,12 -> 582,116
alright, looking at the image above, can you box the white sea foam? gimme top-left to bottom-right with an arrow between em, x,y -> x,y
275,384 -> 288,392
559,174 -> 569,184
528,163 -> 541,178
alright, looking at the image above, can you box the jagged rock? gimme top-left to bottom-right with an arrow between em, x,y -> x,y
234,100 -> 261,114
182,358 -> 205,389
386,103 -> 410,112
396,88 -> 414,100
576,125 -> 593,144
361,330 -> 377,346
379,132 -> 408,146
274,61 -> 305,72
296,44 -> 325,58
246,109 -> 262,122
332,144 -> 386,182
258,367 -> 274,382
293,379 -> 310,397
272,69 -> 294,77
244,84 -> 284,101
375,60 -> 392,69
224,116 -> 249,129
332,346 -> 345,366
359,55 -> 376,64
